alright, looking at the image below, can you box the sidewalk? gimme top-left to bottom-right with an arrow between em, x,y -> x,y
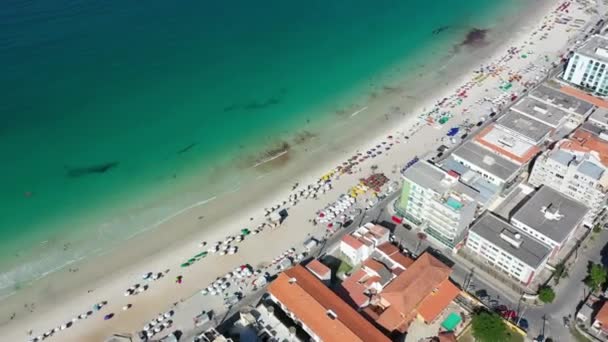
454,250 -> 530,303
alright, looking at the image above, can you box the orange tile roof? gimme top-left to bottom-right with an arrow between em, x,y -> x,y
306,259 -> 331,279
474,124 -> 541,164
596,301 -> 608,326
267,265 -> 390,342
340,271 -> 370,308
363,258 -> 386,273
417,279 -> 461,322
560,85 -> 608,108
391,253 -> 415,269
377,242 -> 400,256
561,129 -> 608,166
342,234 -> 365,250
376,242 -> 415,269
369,224 -> 390,238
376,253 -> 452,332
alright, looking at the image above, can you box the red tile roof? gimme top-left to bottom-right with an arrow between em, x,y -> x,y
377,242 -> 400,256
391,253 -> 415,269
369,224 -> 390,238
341,270 -> 371,308
342,234 -> 365,250
560,85 -> 608,108
375,253 -> 452,332
417,279 -> 461,322
363,258 -> 386,273
376,243 -> 415,269
561,129 -> 608,166
306,259 -> 331,279
596,301 -> 608,326
268,265 -> 390,342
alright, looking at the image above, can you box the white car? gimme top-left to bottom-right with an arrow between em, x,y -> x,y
201,289 -> 209,295
142,272 -> 153,280
164,311 -> 174,318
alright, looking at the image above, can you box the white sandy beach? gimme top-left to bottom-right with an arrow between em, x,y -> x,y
1,0 -> 603,341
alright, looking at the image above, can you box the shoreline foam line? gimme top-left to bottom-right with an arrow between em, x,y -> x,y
253,150 -> 289,168
350,106 -> 368,117
0,194 -> 221,300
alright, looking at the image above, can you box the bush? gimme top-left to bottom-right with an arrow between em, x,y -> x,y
585,262 -> 608,291
538,286 -> 556,303
472,311 -> 509,342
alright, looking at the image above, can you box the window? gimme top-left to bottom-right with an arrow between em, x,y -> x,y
326,310 -> 337,320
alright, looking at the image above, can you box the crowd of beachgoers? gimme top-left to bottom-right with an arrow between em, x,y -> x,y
10,1 -> 603,341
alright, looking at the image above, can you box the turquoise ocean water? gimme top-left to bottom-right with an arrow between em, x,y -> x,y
0,0 -> 523,293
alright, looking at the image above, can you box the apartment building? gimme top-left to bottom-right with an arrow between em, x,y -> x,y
465,213 -> 551,285
529,128 -> 608,226
563,35 -> 608,96
397,160 -> 482,249
511,186 -> 588,255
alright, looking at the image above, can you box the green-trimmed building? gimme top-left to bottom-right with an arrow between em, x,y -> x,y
396,160 -> 484,249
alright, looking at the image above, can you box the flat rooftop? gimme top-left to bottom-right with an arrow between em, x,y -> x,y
474,124 -> 540,164
529,83 -> 594,117
497,110 -> 553,144
589,108 -> 608,127
402,160 -> 479,201
576,34 -> 608,63
469,213 -> 551,268
548,148 -> 606,180
512,186 -> 588,243
450,141 -> 521,182
511,97 -> 569,128
441,157 -> 500,207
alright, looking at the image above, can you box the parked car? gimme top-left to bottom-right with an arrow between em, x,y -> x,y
518,318 -> 529,330
501,310 -> 517,320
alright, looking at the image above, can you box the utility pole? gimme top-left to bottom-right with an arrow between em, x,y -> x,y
464,268 -> 475,292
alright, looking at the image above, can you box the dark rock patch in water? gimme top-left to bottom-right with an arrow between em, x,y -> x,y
432,26 -> 450,35
67,162 -> 119,178
177,143 -> 197,154
460,28 -> 489,47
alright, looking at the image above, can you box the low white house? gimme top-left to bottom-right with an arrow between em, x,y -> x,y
339,223 -> 391,265
340,234 -> 371,265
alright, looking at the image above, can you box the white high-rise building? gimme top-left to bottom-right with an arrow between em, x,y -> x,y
563,35 -> 608,96
397,161 -> 483,249
529,128 -> 608,226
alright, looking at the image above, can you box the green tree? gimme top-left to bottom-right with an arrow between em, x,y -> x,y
538,285 -> 556,303
585,262 -> 608,291
472,311 -> 508,342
